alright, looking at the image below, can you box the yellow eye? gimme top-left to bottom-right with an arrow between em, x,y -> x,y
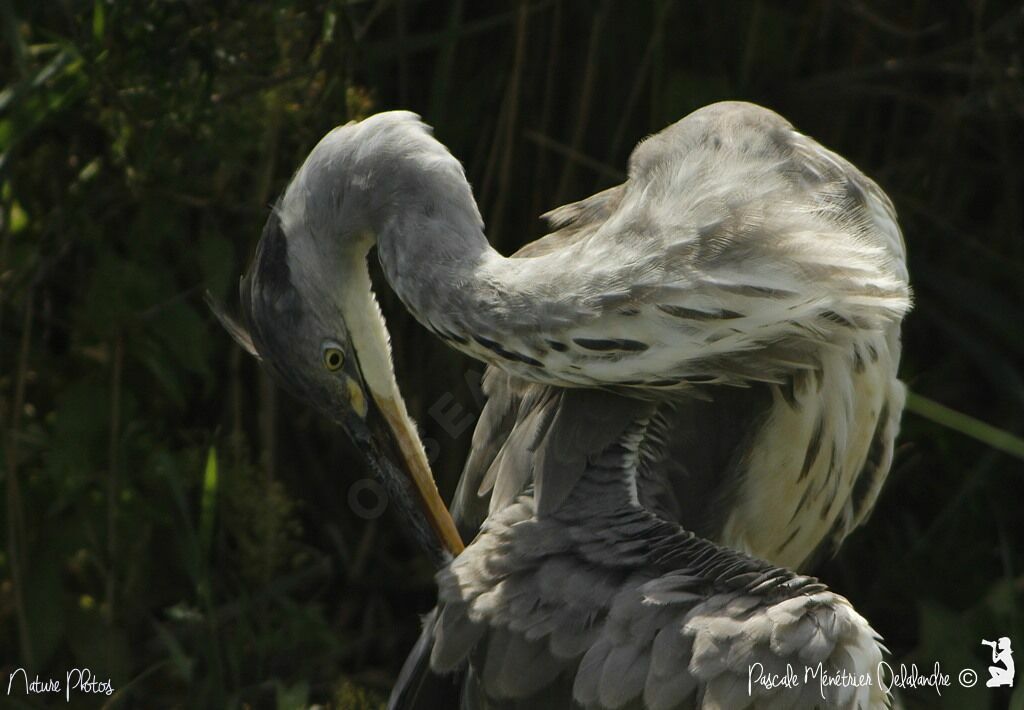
323,347 -> 345,372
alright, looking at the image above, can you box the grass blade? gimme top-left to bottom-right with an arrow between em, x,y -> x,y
906,391 -> 1024,462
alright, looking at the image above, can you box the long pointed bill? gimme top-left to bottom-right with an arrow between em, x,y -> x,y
371,395 -> 465,557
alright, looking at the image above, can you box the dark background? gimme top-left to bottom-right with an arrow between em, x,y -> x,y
2,1 -> 1022,708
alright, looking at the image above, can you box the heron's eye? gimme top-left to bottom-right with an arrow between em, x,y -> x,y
322,347 -> 345,372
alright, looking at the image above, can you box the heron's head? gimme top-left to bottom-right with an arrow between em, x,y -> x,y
213,151 -> 464,560
238,208 -> 370,428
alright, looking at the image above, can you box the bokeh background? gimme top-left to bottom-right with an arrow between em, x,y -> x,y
2,1 -> 1023,708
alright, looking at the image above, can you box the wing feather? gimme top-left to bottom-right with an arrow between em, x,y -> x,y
444,102 -> 910,392
431,398 -> 889,709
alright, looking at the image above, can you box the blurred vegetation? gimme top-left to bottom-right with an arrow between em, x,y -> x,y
1,1 -> 1022,708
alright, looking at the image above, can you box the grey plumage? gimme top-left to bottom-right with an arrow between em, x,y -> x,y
426,103 -> 907,570
388,104 -> 906,708
430,390 -> 887,709
226,101 -> 909,709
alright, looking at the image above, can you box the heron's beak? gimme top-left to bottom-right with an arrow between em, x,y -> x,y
357,389 -> 465,558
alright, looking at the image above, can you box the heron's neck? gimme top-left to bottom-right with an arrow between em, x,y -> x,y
374,190 -> 494,301
322,126 -> 559,370
370,171 -> 531,345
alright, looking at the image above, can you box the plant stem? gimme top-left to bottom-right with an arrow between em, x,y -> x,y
906,391 -> 1024,462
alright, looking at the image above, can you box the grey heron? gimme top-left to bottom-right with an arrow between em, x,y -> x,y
216,101 -> 908,708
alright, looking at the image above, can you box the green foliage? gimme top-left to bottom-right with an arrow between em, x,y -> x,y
1,1 -> 1022,709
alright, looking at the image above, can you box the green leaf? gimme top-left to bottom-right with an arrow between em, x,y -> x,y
199,446 -> 218,565
9,198 -> 27,232
92,0 -> 105,42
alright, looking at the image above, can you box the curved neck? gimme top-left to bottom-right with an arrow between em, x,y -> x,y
373,177 -> 494,300
290,112 -> 557,372
363,152 -> 536,345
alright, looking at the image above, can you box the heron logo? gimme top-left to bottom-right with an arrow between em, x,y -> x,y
982,637 -> 1014,688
